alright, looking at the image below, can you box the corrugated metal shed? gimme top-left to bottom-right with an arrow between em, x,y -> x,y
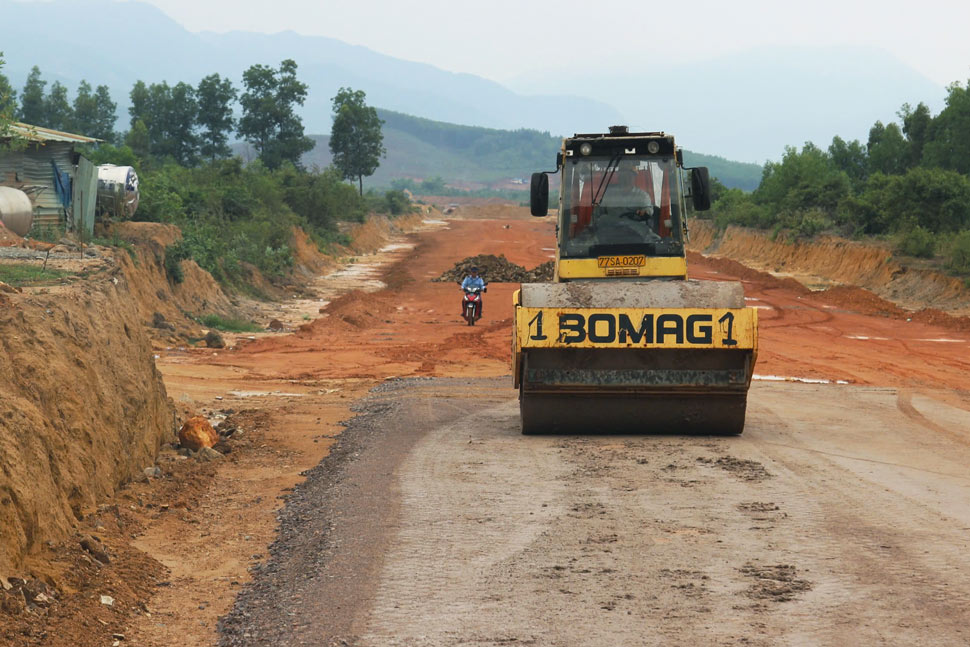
74,157 -> 97,236
0,122 -> 101,232
6,122 -> 100,145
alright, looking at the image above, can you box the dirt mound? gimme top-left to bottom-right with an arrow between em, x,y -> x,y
434,255 -> 554,283
0,222 -> 24,247
342,214 -> 426,256
687,251 -> 810,295
0,273 -> 175,575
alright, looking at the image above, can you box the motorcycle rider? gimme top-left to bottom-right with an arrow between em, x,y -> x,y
460,266 -> 486,319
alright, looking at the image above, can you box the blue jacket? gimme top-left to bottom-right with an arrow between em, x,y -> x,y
461,275 -> 485,290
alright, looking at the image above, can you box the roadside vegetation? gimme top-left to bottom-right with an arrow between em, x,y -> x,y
0,59 -> 413,290
197,314 -> 262,333
701,81 -> 970,276
0,263 -> 72,286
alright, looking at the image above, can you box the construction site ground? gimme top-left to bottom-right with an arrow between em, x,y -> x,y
5,205 -> 970,646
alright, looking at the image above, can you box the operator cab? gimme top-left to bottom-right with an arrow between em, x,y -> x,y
561,153 -> 685,259
530,127 -> 711,281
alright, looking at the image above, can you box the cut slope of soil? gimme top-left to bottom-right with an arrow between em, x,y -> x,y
0,263 -> 175,576
689,220 -> 970,315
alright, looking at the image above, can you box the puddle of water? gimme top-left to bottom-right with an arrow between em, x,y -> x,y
754,374 -> 850,385
228,390 -> 307,398
379,243 -> 414,253
845,335 -> 890,341
914,338 -> 965,343
422,219 -> 447,225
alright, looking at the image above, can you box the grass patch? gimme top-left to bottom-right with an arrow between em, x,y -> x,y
0,263 -> 72,286
197,314 -> 262,333
91,234 -> 138,262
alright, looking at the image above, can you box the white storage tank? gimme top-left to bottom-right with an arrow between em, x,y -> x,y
0,187 -> 34,237
97,165 -> 140,219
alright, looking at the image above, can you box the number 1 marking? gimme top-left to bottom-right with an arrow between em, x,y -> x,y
528,311 -> 548,340
718,312 -> 738,346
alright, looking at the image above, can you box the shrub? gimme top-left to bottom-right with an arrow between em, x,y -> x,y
895,226 -> 937,258
198,314 -> 261,333
164,242 -> 190,283
135,160 -> 369,288
791,208 -> 832,238
710,188 -> 771,230
944,230 -> 970,274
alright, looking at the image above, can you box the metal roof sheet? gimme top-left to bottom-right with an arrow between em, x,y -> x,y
4,122 -> 101,144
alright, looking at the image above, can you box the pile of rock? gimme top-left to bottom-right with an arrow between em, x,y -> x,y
434,255 -> 554,283
176,415 -> 237,461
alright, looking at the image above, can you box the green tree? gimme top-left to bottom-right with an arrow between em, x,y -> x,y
91,85 -> 117,142
167,82 -> 199,166
840,167 -> 970,235
238,59 -> 314,169
922,81 -> 970,174
73,80 -> 118,143
19,66 -> 46,125
196,73 -> 236,160
0,53 -> 14,140
44,81 -> 73,131
129,80 -> 198,165
828,135 -> 868,189
329,87 -> 386,195
129,80 -> 150,129
125,118 -> 150,159
755,142 -> 849,217
867,121 -> 909,175
899,102 -> 932,167
277,163 -> 364,231
0,63 -> 15,122
72,80 -> 98,135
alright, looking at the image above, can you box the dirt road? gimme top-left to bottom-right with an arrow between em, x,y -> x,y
201,211 -> 970,646
222,377 -> 970,646
143,208 -> 970,646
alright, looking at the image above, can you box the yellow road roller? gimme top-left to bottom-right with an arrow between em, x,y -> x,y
513,126 -> 758,434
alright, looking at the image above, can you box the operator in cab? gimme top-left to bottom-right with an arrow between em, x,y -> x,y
590,162 -> 662,245
598,162 -> 656,221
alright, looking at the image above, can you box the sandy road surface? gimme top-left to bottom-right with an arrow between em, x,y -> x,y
208,211 -> 970,646
221,377 -> 970,646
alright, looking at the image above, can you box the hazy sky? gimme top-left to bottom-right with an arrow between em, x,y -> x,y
127,0 -> 970,86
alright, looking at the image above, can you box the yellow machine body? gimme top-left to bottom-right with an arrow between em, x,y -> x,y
513,128 -> 759,434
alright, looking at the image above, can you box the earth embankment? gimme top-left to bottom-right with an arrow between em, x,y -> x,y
688,220 -> 970,315
0,262 -> 174,574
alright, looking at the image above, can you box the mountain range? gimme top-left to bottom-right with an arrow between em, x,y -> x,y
296,109 -> 764,191
0,0 -> 948,164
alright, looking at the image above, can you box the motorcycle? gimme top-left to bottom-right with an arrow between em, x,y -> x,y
461,285 -> 485,326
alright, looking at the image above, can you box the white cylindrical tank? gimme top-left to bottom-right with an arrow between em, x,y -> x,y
97,165 -> 140,219
0,187 -> 34,237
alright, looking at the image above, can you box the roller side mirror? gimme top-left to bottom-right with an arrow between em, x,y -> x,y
691,167 -> 712,211
530,172 -> 549,217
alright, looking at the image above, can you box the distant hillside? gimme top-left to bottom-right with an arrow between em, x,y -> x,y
0,0 -> 621,137
680,151 -> 762,191
301,110 -> 763,191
